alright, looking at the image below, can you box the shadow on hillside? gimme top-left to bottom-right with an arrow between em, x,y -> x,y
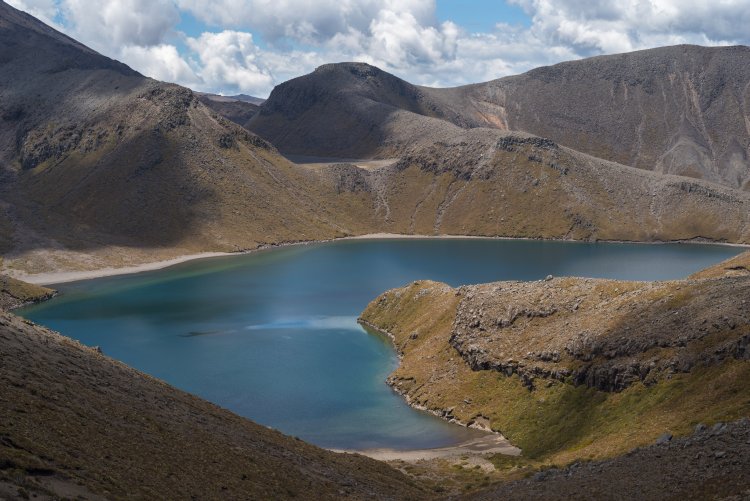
2,125 -> 219,253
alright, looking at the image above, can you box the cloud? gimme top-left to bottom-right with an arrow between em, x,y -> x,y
120,44 -> 199,85
367,11 -> 458,68
186,31 -> 275,95
511,0 -> 750,55
8,0 -> 750,97
175,0 -> 437,44
61,0 -> 180,50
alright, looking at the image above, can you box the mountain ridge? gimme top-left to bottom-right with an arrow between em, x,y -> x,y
425,44 -> 750,189
250,45 -> 750,189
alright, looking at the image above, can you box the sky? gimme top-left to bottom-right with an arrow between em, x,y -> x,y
7,0 -> 750,98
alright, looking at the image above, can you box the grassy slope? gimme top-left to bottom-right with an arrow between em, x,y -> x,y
359,253 -> 750,468
0,310 -> 425,500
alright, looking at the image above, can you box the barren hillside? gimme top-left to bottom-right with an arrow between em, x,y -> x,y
0,1 -> 376,276
427,45 -> 750,189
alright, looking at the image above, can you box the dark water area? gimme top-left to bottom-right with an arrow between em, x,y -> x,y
20,238 -> 743,449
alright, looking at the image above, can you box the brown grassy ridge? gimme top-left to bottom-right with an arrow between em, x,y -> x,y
0,310 -> 427,500
358,252 -> 750,468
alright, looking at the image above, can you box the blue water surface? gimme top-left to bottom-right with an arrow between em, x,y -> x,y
19,238 -> 743,449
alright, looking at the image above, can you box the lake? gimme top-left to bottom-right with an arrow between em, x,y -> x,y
19,238 -> 744,450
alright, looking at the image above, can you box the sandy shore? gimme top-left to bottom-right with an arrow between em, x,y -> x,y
9,234 -> 440,285
10,232 -> 749,286
14,252 -> 232,286
333,433 -> 521,461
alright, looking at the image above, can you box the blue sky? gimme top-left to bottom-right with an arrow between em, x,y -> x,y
435,0 -> 530,31
8,0 -> 750,97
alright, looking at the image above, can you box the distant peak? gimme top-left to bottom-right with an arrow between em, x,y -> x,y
314,62 -> 383,78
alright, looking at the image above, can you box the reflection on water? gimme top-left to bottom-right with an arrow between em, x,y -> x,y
20,238 -> 743,449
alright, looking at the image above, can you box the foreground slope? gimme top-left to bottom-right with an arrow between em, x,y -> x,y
360,252 -> 750,465
0,310 -> 424,500
469,418 -> 750,500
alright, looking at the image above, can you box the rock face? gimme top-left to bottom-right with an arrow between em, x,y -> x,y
359,252 -> 750,462
449,273 -> 750,392
0,309 -> 424,500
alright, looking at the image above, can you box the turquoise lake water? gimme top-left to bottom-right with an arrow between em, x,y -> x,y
19,238 -> 744,450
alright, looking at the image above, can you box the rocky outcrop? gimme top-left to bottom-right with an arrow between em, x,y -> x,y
449,266 -> 750,392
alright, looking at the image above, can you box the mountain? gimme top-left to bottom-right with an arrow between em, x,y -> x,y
250,46 -> 750,190
0,1 -> 376,276
230,93 -> 266,105
426,45 -> 750,190
248,62 -> 750,246
2,0 -> 750,282
196,92 -> 261,129
359,251 -> 750,475
248,62 -> 466,158
0,308 -> 424,499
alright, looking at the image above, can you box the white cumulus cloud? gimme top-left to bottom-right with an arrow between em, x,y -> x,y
7,0 -> 750,97
120,44 -> 200,85
511,0 -> 750,55
62,0 -> 180,50
186,31 -> 275,95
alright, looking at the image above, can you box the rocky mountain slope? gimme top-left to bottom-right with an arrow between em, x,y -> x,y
249,62 -> 469,158
0,308 -> 425,500
250,62 -> 750,244
0,1 -> 378,276
250,46 -> 750,190
426,45 -> 750,189
359,252 -> 750,465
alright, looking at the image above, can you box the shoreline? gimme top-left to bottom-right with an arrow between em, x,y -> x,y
358,318 -> 525,459
9,233 -> 750,286
332,433 -> 521,461
12,252 -> 232,286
